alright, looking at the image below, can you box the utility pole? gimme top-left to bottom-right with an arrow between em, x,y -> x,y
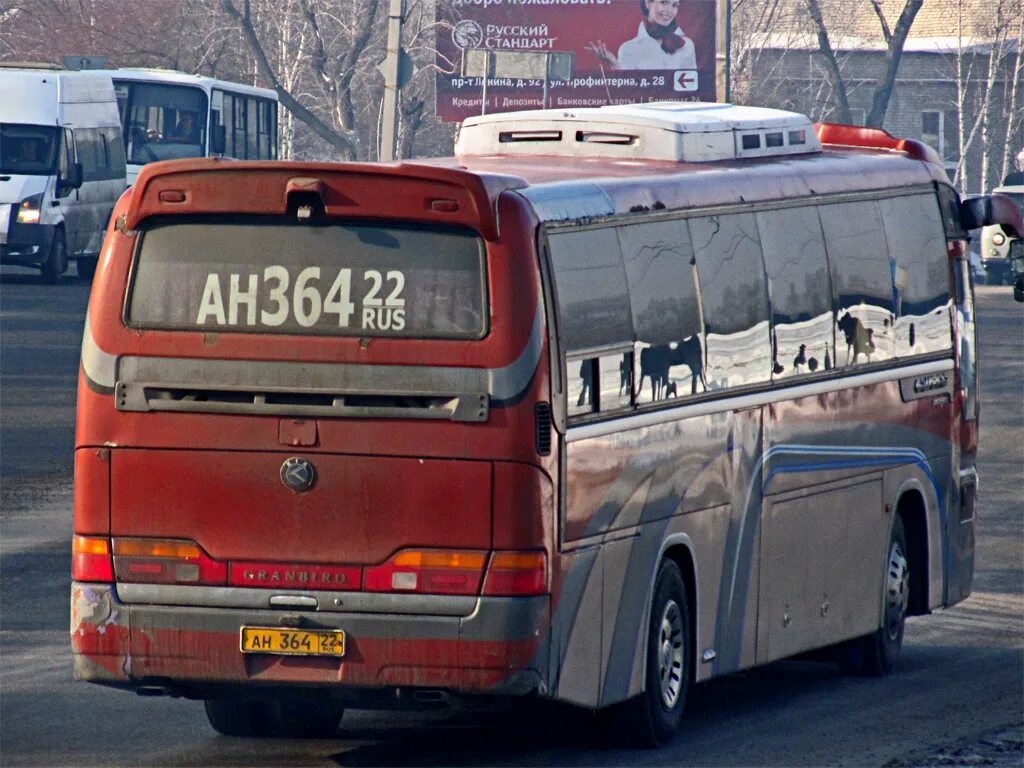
379,0 -> 404,162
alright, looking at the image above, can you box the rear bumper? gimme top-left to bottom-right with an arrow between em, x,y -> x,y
71,583 -> 550,701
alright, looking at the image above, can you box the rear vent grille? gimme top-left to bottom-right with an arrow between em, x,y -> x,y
115,383 -> 489,423
535,402 -> 552,455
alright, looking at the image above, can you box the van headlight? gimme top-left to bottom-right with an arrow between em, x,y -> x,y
16,194 -> 43,225
991,231 -> 1006,246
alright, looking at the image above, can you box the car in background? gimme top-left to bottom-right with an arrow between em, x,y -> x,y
980,173 -> 1023,285
0,66 -> 125,281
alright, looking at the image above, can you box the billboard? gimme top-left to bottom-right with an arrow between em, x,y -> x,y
436,0 -> 717,122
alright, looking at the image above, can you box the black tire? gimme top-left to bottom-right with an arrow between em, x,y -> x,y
204,698 -> 269,737
608,559 -> 691,748
204,695 -> 344,738
41,228 -> 67,284
76,256 -> 97,280
841,515 -> 909,676
265,695 -> 344,738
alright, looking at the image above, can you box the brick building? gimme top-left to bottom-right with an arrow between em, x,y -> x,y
734,0 -> 1024,194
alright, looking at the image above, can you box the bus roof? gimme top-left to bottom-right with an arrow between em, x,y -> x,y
122,129 -> 945,240
100,68 -> 277,100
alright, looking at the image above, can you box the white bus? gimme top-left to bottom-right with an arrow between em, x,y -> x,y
104,69 -> 278,184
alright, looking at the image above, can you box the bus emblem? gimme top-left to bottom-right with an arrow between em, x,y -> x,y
280,457 -> 317,493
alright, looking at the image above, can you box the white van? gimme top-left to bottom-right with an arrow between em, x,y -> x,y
980,173 -> 1024,285
0,68 -> 126,281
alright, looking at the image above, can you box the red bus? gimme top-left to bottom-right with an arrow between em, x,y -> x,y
71,103 -> 1022,745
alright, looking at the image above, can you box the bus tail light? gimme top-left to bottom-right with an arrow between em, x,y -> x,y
482,551 -> 547,596
364,550 -> 487,595
111,538 -> 227,585
72,535 -> 114,582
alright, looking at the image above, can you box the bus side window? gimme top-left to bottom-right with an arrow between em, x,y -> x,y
688,213 -> 772,389
878,194 -> 953,357
935,184 -> 967,239
567,352 -> 633,417
757,206 -> 835,378
617,219 -> 705,404
568,356 -> 597,417
547,228 -> 632,353
819,201 -> 895,367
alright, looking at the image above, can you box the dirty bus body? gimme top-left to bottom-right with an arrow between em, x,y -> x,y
72,103 -> 1005,744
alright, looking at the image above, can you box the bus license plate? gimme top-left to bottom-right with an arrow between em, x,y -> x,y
240,627 -> 346,657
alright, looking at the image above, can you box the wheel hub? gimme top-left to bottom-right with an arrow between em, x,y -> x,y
884,540 -> 909,640
657,599 -> 685,709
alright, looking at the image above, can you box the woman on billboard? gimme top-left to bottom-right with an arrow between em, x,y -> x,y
587,0 -> 696,70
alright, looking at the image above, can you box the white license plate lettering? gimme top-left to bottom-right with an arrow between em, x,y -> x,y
196,266 -> 407,331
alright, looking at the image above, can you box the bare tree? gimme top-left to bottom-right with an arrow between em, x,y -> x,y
219,0 -> 361,157
801,0 -> 923,127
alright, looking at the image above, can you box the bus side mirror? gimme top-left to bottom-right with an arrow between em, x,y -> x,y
1009,239 -> 1024,303
210,124 -> 226,155
961,193 -> 1024,237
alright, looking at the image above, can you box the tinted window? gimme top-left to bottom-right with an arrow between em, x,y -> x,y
879,194 -> 952,356
618,219 -> 707,403
688,213 -> 771,388
120,82 -> 208,165
567,351 -> 632,418
935,184 -> 965,238
819,201 -> 894,366
617,220 -> 702,346
104,127 -> 127,179
0,123 -> 60,175
129,221 -> 487,339
757,207 -> 835,377
548,228 -> 632,352
75,128 -> 102,181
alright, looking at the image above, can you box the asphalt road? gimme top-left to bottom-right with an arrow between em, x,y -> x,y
1,270 -> 1021,767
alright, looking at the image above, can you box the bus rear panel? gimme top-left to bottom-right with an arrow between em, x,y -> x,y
72,160 -> 556,702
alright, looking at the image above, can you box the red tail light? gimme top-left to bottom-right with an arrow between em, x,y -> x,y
112,538 -> 227,585
364,549 -> 487,595
482,551 -> 547,596
72,535 -> 114,582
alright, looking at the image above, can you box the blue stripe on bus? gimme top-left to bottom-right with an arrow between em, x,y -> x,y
724,443 -> 944,668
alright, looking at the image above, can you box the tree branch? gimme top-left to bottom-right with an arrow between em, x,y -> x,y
220,0 -> 357,155
869,0 -> 893,45
804,0 -> 852,123
865,0 -> 923,127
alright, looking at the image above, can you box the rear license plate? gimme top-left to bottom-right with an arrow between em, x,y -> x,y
240,627 -> 346,657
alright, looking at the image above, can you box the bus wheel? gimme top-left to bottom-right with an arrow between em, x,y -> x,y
264,695 -> 344,738
614,559 -> 690,747
41,229 -> 66,284
204,696 -> 345,738
204,698 -> 269,737
842,515 -> 910,676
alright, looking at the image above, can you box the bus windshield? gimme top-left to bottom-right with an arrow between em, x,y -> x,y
115,81 -> 208,165
0,124 -> 60,176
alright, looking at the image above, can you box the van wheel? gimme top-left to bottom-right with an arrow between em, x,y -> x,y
204,696 -> 344,738
76,256 -> 97,280
41,229 -> 67,284
607,559 -> 690,747
841,515 -> 909,676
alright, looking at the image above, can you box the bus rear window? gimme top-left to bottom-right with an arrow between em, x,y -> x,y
127,220 -> 487,338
